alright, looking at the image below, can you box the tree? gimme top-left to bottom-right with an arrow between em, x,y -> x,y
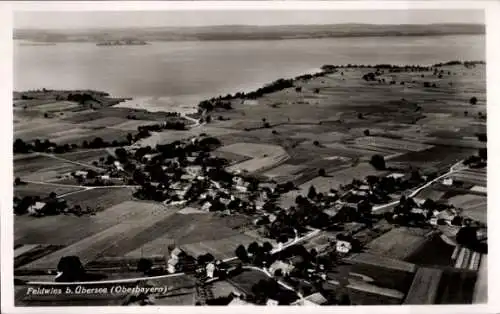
451,216 -> 463,226
476,133 -> 487,142
479,148 -> 487,160
137,258 -> 153,274
358,113 -> 364,119
363,129 -> 370,136
235,244 -> 249,262
318,168 -> 326,177
369,154 -> 386,170
456,226 -> 478,248
262,242 -> 273,254
307,185 -> 317,200
469,96 -> 478,105
14,177 -> 23,186
126,133 -> 133,143
338,294 -> 351,305
464,111 -> 468,117
56,256 -> 85,282
49,192 -> 57,199
248,242 -> 260,255
313,140 -> 320,146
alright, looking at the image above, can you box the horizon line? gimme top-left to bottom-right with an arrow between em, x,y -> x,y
14,22 -> 485,31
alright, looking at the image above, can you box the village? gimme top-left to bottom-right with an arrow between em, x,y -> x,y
14,61 -> 487,306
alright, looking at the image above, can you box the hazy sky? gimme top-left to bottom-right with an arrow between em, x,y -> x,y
14,9 -> 484,29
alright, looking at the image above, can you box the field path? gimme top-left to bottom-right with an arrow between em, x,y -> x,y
38,152 -> 106,172
373,160 -> 464,213
22,180 -> 139,199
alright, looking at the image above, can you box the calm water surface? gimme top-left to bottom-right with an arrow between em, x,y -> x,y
14,35 -> 484,112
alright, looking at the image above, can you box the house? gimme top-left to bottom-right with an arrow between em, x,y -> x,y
113,161 -> 124,171
186,165 -> 202,177
100,175 -> 110,181
201,202 -> 212,212
292,292 -> 328,306
269,260 -> 295,276
28,202 -> 46,215
336,240 -> 352,254
266,299 -> 279,306
143,153 -> 160,162
352,190 -> 369,197
206,262 -> 215,278
387,173 -> 405,179
358,185 -> 371,191
268,214 -> 277,223
410,208 -> 425,215
442,178 -> 453,186
74,170 -> 88,177
429,218 -> 438,225
228,297 -> 253,306
167,257 -> 178,274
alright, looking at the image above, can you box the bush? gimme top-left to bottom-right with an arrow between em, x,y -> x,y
56,256 -> 85,282
137,258 -> 153,274
369,154 -> 386,170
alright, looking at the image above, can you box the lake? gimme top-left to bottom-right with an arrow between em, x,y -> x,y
14,35 -> 485,113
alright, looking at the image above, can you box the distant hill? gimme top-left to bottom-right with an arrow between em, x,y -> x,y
14,23 -> 485,43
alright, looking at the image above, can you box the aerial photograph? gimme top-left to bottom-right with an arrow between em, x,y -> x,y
11,8 -> 487,307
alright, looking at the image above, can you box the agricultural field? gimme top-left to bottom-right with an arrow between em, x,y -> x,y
62,187 -> 136,211
108,119 -> 160,131
50,127 -> 130,145
210,149 -> 251,166
50,149 -> 110,163
79,117 -> 129,129
405,235 -> 456,267
15,200 -> 158,247
18,201 -> 178,270
262,164 -> 307,182
133,125 -> 239,148
404,267 -> 443,304
14,183 -> 84,199
351,136 -> 434,153
450,168 -> 487,187
388,145 -> 475,170
124,213 -> 253,259
14,119 -> 79,142
14,154 -> 101,182
26,101 -> 80,112
220,143 -> 290,174
365,227 -> 432,260
447,194 -> 487,224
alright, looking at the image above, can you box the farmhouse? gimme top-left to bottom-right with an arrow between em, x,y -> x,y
442,178 -> 454,186
269,260 -> 295,276
387,173 -> 405,179
206,262 -> 215,278
74,170 -> 88,178
228,297 -> 253,306
336,240 -> 353,254
28,202 -> 46,215
293,292 -> 328,306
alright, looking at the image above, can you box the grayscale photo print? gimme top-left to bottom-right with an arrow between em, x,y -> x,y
4,3 -> 490,310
